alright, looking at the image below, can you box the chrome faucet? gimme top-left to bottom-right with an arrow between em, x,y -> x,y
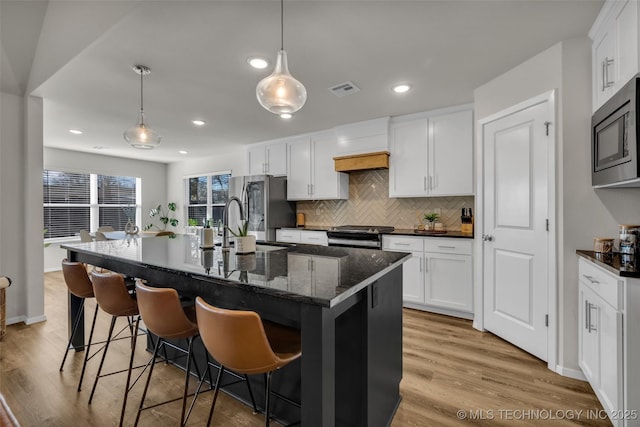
222,196 -> 245,250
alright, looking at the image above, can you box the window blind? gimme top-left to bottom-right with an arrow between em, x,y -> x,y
43,171 -> 91,238
43,170 -> 139,239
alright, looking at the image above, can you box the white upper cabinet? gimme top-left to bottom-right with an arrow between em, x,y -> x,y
247,140 -> 287,176
590,0 -> 639,112
389,106 -> 474,198
287,132 -> 349,201
333,117 -> 390,156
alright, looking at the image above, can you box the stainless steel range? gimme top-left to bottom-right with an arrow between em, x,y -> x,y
327,225 -> 395,249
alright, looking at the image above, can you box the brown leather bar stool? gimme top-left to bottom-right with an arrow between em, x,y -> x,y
195,297 -> 302,427
59,259 -> 99,392
133,281 -> 201,427
89,271 -> 141,427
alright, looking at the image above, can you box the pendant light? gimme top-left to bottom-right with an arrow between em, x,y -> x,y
124,65 -> 161,149
256,0 -> 307,115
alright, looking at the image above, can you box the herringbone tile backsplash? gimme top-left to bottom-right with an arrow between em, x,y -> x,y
296,170 -> 474,231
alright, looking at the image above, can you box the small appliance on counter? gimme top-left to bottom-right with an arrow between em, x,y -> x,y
619,224 -> 640,263
461,208 -> 473,234
593,237 -> 614,254
296,212 -> 305,228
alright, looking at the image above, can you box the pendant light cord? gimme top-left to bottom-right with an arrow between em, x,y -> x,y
280,0 -> 284,50
139,69 -> 144,115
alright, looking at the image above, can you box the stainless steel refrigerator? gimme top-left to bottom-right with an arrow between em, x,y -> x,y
228,175 -> 295,242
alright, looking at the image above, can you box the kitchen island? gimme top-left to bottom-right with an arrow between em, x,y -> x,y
62,234 -> 410,427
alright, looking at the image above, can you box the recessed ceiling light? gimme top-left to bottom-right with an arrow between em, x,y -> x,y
392,84 -> 412,94
192,120 -> 206,126
69,129 -> 83,135
179,150 -> 188,154
248,57 -> 269,69
280,113 -> 293,119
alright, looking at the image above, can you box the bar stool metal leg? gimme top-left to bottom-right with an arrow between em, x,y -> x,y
89,315 -> 116,404
119,316 -> 140,427
59,298 -> 85,371
77,303 -> 99,391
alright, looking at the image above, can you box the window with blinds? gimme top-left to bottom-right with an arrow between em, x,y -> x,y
98,175 -> 136,231
186,173 -> 230,226
43,171 -> 91,238
43,170 -> 139,239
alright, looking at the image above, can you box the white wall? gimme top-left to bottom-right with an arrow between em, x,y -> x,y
166,147 -> 246,231
43,147 -> 168,271
474,37 -> 640,373
1,93 -> 45,324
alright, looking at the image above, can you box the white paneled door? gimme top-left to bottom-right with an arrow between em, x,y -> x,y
482,97 -> 552,362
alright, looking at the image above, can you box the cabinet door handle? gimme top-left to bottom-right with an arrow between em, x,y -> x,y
429,176 -> 433,191
585,300 -> 590,331
601,60 -> 606,92
424,257 -> 428,273
583,275 -> 600,284
423,177 -> 427,191
419,256 -> 422,272
604,57 -> 614,89
588,303 -> 598,333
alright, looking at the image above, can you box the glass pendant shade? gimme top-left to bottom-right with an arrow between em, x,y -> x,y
256,50 -> 307,114
124,65 -> 161,149
124,115 -> 161,149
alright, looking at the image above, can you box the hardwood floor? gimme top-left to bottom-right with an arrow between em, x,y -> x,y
0,272 -> 607,426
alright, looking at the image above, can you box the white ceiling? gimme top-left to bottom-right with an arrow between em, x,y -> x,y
1,0 -> 603,164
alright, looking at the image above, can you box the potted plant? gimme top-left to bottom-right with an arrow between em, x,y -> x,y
228,220 -> 256,254
144,202 -> 179,232
423,212 -> 440,231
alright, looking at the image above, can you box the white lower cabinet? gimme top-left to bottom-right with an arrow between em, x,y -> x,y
578,259 -> 628,426
383,235 -> 473,318
577,257 -> 640,427
276,228 -> 328,246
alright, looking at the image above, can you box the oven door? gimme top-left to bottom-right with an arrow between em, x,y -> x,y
326,231 -> 382,249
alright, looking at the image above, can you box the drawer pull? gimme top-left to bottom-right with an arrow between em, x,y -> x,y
588,303 -> 598,333
394,243 -> 411,246
437,245 -> 457,249
583,275 -> 600,284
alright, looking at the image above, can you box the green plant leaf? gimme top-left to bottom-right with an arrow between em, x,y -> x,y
167,202 -> 177,211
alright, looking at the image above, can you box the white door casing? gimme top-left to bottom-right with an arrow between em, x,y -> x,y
476,91 -> 556,366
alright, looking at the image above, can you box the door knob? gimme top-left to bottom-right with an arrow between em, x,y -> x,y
482,234 -> 493,242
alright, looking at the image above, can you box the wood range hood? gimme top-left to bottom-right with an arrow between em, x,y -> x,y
333,151 -> 390,172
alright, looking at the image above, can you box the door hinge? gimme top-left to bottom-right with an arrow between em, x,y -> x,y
544,121 -> 551,136
546,219 -> 549,231
545,314 -> 549,327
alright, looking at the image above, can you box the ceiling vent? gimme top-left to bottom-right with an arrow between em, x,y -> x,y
329,81 -> 360,97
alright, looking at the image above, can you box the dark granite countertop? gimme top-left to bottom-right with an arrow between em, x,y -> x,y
62,234 -> 411,308
576,250 -> 640,278
282,226 -> 473,239
387,229 -> 474,239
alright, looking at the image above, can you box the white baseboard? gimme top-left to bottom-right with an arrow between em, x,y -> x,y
403,301 -> 474,320
555,365 -> 586,381
25,314 -> 47,325
6,314 -> 47,326
6,315 -> 26,325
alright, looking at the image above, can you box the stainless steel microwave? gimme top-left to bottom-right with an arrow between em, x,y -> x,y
592,74 -> 640,187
